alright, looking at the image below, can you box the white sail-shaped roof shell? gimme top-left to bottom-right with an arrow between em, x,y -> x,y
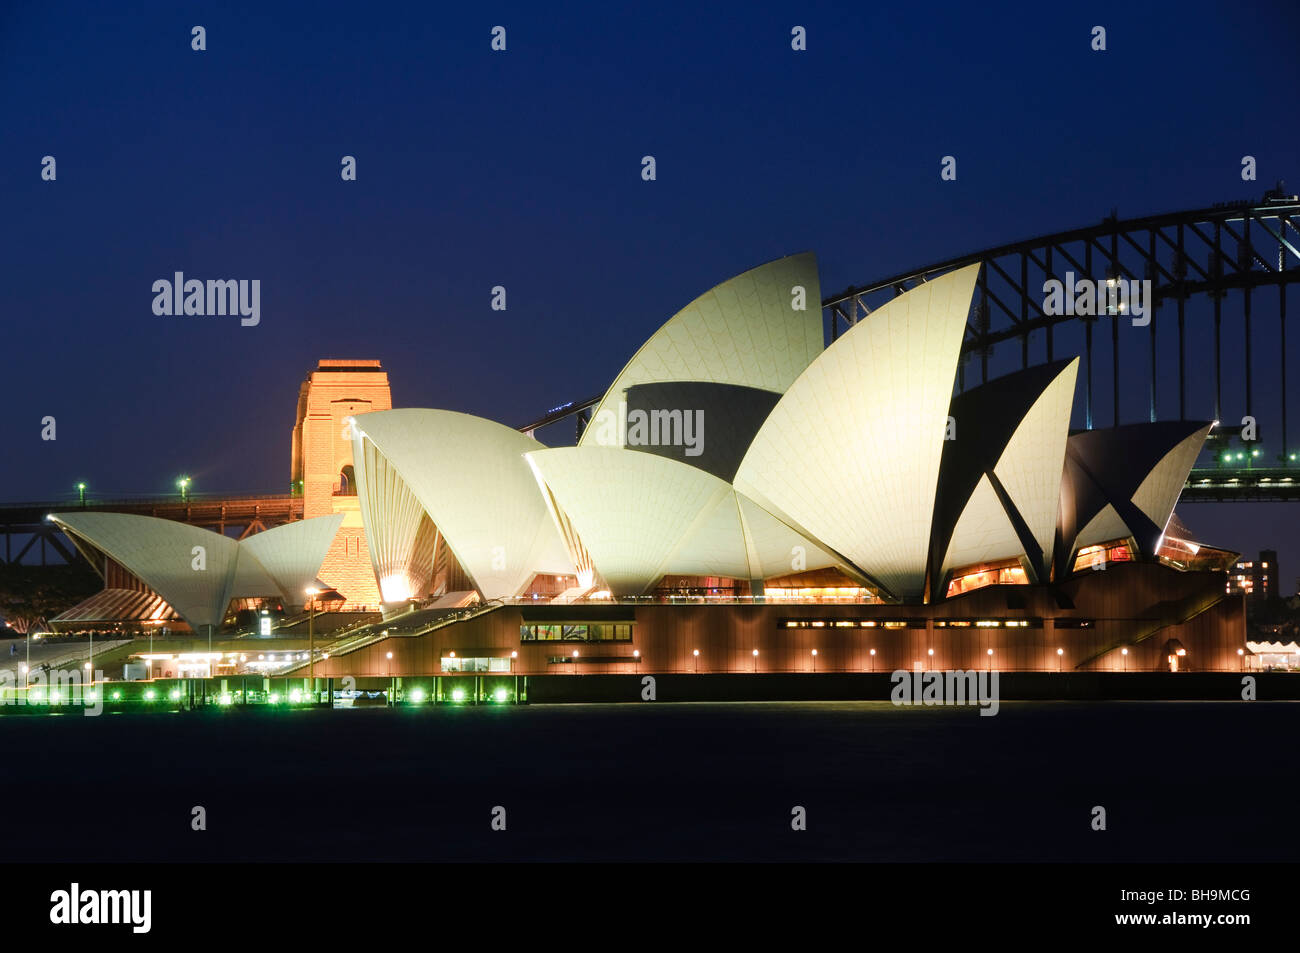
239,513 -> 344,603
1075,503 -> 1132,549
526,447 -> 838,595
939,359 -> 1078,579
581,252 -> 824,447
939,474 -> 1023,577
1131,424 -> 1213,535
50,512 -> 342,631
350,409 -> 574,601
734,263 -> 980,600
52,512 -> 242,631
1072,424 -> 1212,550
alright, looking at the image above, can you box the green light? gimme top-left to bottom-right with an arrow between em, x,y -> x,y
111,691 -> 121,701
50,691 -> 60,702
268,693 -> 280,704
1236,452 -> 1245,460
493,687 -> 508,703
169,689 -> 181,700
289,689 -> 302,703
410,688 -> 426,703
219,693 -> 233,706
1251,449 -> 1260,457
1291,453 -> 1298,461
144,689 -> 156,701
451,688 -> 466,703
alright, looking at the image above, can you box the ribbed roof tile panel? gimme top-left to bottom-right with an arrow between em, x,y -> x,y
734,263 -> 979,600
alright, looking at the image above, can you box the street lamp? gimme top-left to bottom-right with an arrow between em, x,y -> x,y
811,648 -> 817,673
987,647 -> 993,671
572,648 -> 579,674
305,586 -> 319,699
1121,646 -> 1128,672
752,648 -> 759,672
869,647 -> 875,672
76,482 -> 87,507
693,648 -> 699,673
1057,647 -> 1064,671
177,476 -> 191,502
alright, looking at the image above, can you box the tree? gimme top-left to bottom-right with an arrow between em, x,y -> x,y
0,562 -> 101,634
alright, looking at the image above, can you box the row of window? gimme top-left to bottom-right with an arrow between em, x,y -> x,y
782,620 -> 924,630
520,624 -> 634,642
782,618 -> 1084,630
441,657 -> 511,673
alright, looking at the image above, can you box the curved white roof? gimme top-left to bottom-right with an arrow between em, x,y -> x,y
1075,503 -> 1132,549
939,359 -> 1078,580
938,474 -> 1023,577
734,263 -> 980,600
582,252 -> 824,447
1072,423 -> 1212,550
52,512 -> 242,630
526,447 -> 838,594
49,512 -> 342,631
239,513 -> 344,600
352,435 -> 441,602
350,409 -> 574,600
1131,423 -> 1213,534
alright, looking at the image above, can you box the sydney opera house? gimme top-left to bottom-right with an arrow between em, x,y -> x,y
48,254 -> 1245,677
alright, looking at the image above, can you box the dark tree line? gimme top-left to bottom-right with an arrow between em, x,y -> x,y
0,562 -> 100,634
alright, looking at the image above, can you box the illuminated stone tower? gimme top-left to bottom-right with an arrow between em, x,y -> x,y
291,360 -> 392,607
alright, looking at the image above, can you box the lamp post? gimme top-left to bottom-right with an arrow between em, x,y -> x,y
811,648 -> 817,673
693,648 -> 699,673
869,647 -> 875,673
177,476 -> 191,503
305,587 -> 319,701
1121,646 -> 1128,672
752,648 -> 758,673
987,647 -> 993,672
1057,647 -> 1064,672
76,482 -> 86,507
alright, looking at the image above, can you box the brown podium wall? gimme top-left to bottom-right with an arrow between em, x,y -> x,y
310,563 -> 1245,678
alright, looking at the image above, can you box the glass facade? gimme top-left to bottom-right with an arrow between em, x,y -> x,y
520,623 -> 633,642
441,656 -> 511,672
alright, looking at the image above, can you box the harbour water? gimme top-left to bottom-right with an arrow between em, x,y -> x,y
6,701 -> 1295,862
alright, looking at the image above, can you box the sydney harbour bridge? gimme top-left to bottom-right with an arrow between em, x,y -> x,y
4,193 -> 1299,566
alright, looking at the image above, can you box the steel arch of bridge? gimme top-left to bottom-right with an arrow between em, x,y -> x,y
824,192 -> 1300,440
521,193 -> 1300,500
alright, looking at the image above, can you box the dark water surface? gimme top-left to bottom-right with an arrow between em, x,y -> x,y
5,701 -> 1294,862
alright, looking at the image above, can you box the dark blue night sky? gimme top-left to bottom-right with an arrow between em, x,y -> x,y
3,1 -> 1298,584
